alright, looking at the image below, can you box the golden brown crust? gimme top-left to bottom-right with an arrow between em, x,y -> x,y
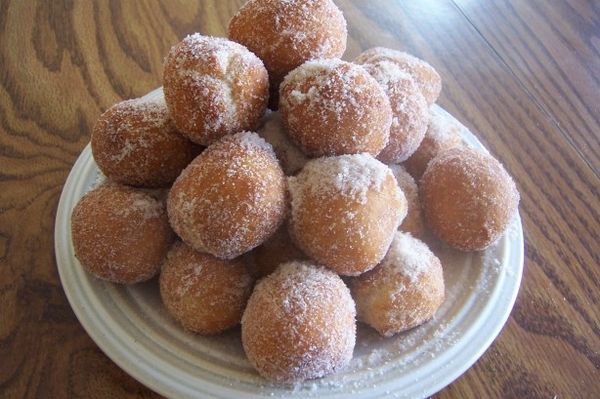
91,97 -> 200,188
279,59 -> 392,157
159,241 -> 254,335
71,184 -> 174,284
163,34 -> 269,145
167,132 -> 287,259
228,0 -> 347,101
420,147 -> 520,251
351,232 -> 445,336
241,261 -> 355,382
288,154 -> 406,276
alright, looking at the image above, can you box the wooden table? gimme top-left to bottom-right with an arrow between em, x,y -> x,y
1,1 -> 598,397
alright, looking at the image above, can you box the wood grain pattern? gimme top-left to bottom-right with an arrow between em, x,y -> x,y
0,0 -> 598,398
452,0 -> 600,174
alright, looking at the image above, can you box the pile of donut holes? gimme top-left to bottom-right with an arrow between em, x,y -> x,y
71,0 -> 519,384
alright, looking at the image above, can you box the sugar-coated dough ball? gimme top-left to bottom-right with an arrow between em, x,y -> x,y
167,132 -> 287,259
163,34 -> 269,145
403,108 -> 463,180
390,165 -> 425,238
288,154 -> 406,276
242,261 -> 356,382
246,223 -> 306,278
351,232 -> 445,336
355,47 -> 441,105
362,61 -> 429,163
71,184 -> 174,284
421,147 -> 520,251
280,59 -> 392,157
160,241 -> 254,335
257,110 -> 308,175
228,0 -> 347,108
91,96 -> 199,188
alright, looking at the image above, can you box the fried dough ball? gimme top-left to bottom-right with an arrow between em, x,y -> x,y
163,34 -> 269,145
257,110 -> 308,175
288,154 -> 406,276
355,47 -> 442,105
71,184 -> 174,284
91,95 -> 199,188
280,59 -> 392,157
351,232 -> 445,336
167,132 -> 287,259
160,241 -> 254,335
362,61 -> 429,163
228,0 -> 347,109
404,108 -> 463,180
390,165 -> 425,238
242,261 -> 356,382
246,223 -> 306,278
420,147 -> 520,251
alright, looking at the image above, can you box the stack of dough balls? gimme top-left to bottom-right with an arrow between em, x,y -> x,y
70,0 -> 520,386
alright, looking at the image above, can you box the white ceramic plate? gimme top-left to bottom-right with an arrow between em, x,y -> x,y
55,88 -> 524,399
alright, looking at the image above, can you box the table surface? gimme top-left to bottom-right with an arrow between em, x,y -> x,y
1,1 -> 598,398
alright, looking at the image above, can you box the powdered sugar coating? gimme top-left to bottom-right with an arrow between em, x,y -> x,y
351,232 -> 445,337
257,110 -> 308,175
355,47 -> 442,105
279,59 -> 392,157
389,164 -> 425,237
167,131 -> 287,259
420,147 -> 520,251
91,95 -> 199,188
228,0 -> 347,106
71,183 -> 174,284
241,261 -> 356,382
160,241 -> 254,334
231,130 -> 275,152
362,61 -> 429,163
290,154 -> 390,205
288,154 -> 406,275
403,107 -> 463,180
163,34 -> 269,145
